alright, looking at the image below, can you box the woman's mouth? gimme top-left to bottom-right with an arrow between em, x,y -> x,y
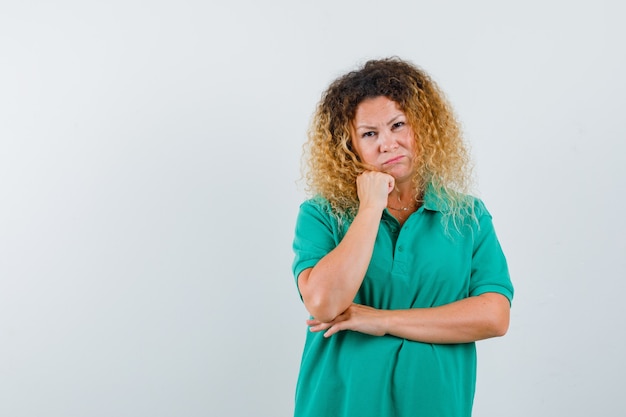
383,155 -> 404,165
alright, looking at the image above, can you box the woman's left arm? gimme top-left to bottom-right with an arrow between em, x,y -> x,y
307,292 -> 510,344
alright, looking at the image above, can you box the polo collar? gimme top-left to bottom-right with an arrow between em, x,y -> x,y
422,183 -> 450,212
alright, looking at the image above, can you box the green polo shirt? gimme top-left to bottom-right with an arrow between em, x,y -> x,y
292,189 -> 513,417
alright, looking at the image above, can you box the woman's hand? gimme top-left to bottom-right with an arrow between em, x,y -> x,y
356,171 -> 394,212
307,303 -> 388,338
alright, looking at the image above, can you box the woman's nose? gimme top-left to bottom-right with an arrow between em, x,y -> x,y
379,132 -> 398,152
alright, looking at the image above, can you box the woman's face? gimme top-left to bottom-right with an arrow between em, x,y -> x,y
351,96 -> 416,184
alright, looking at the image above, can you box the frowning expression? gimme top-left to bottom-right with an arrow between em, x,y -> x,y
351,96 -> 416,183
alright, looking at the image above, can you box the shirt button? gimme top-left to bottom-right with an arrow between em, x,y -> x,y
397,245 -> 404,252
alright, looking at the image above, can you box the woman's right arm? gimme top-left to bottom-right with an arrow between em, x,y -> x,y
297,171 -> 393,323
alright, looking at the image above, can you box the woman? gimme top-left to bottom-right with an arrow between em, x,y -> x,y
292,57 -> 514,417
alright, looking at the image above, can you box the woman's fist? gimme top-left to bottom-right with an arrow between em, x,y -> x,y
356,171 -> 394,211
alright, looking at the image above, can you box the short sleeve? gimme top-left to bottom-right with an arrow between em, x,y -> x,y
469,201 -> 514,304
292,200 -> 343,294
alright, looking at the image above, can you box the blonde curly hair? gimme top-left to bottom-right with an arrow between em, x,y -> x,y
303,57 -> 475,228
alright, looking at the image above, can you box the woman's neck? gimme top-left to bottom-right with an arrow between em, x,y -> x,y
389,181 -> 416,203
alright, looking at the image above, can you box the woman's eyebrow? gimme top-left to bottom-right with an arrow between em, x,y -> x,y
355,114 -> 404,130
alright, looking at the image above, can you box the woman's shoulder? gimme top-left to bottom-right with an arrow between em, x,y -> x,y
423,185 -> 479,211
299,195 -> 333,213
302,195 -> 357,214
298,195 -> 340,220
298,196 -> 352,232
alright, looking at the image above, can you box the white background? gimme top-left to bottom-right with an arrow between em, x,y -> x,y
1,1 -> 624,416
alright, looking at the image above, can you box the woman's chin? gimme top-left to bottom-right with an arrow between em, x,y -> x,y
385,167 -> 414,181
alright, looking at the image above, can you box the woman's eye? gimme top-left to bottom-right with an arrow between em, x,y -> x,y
362,131 -> 376,138
392,121 -> 405,129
